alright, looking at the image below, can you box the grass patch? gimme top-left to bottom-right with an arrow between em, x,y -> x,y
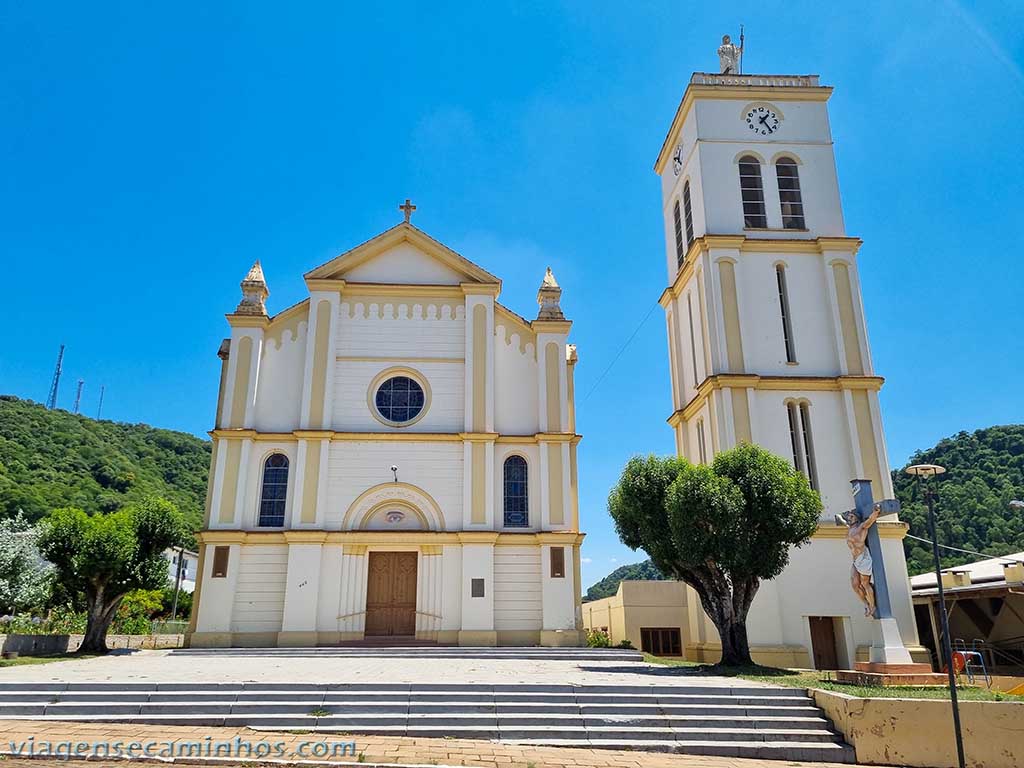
643,655 -> 1024,702
0,653 -> 99,668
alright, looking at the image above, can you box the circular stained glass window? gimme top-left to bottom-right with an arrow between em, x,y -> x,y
374,375 -> 425,424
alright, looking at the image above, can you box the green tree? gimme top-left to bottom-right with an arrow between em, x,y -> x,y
36,498 -> 183,652
608,444 -> 821,665
0,511 -> 52,614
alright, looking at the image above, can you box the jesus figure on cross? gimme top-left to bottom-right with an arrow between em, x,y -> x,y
837,505 -> 882,618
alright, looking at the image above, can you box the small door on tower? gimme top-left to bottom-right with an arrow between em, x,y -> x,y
808,616 -> 840,670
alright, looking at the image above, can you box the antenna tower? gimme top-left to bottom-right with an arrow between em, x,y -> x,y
46,345 -> 65,410
73,380 -> 84,414
97,385 -> 106,420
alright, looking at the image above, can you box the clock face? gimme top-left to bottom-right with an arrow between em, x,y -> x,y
745,105 -> 781,136
672,143 -> 684,176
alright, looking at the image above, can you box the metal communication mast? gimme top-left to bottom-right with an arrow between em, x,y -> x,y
46,345 -> 65,410
73,379 -> 84,414
97,385 -> 106,420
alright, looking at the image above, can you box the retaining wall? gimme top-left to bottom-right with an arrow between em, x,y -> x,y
812,688 -> 1024,768
0,634 -> 184,655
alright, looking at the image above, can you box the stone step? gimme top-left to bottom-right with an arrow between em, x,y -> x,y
0,688 -> 798,700
0,700 -> 825,719
170,648 -> 646,661
512,739 -> 856,762
0,691 -> 814,708
0,703 -> 831,727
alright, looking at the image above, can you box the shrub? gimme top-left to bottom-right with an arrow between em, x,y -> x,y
586,629 -> 611,648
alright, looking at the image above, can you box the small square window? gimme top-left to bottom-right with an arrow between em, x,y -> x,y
550,547 -> 565,578
211,546 -> 230,578
471,578 -> 485,598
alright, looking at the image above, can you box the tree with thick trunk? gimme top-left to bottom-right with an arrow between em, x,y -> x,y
37,498 -> 182,653
608,444 -> 821,667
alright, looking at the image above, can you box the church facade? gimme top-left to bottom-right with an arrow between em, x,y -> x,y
655,71 -> 926,668
187,221 -> 585,647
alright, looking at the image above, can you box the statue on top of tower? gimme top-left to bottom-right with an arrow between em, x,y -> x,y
717,32 -> 744,75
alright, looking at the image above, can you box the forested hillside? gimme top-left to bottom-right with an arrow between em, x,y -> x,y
584,560 -> 664,602
894,425 -> 1024,575
0,396 -> 210,534
586,425 -> 1024,594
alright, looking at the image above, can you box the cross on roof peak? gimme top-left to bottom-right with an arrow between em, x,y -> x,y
399,198 -> 417,223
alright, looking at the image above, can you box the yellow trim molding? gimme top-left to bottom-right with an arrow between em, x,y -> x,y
225,315 -> 270,329
210,429 -> 583,445
669,374 -> 884,425
532,319 -> 572,334
197,530 -> 584,546
461,282 -> 501,296
814,521 -> 907,539
283,530 -> 329,543
661,235 -> 862,302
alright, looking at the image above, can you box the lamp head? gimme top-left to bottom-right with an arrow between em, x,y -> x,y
905,463 -> 946,478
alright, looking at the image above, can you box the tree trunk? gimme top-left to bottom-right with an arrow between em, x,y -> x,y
77,584 -> 123,654
684,570 -> 759,668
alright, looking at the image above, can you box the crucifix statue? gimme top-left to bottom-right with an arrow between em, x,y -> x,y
838,480 -> 900,619
838,479 -> 915,665
399,198 -> 417,223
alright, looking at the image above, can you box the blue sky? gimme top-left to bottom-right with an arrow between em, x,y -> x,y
2,2 -> 1022,586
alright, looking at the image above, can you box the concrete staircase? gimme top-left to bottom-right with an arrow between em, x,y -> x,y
0,679 -> 854,762
170,645 -> 644,661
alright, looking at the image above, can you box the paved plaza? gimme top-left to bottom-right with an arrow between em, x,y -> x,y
0,719 -> 882,768
0,647 -> 773,688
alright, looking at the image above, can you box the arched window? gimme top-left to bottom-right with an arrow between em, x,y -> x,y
776,158 -> 805,229
503,456 -> 528,527
672,199 -> 685,266
258,454 -> 289,527
682,181 -> 695,251
696,420 -> 708,465
786,402 -> 819,490
775,265 -> 796,363
738,156 -> 767,228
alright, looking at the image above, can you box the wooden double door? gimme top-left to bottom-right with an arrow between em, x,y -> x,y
365,552 -> 418,637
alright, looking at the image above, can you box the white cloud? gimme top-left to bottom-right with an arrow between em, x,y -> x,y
580,557 -> 592,564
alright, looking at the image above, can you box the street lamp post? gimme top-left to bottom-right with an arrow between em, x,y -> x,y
906,463 -> 965,768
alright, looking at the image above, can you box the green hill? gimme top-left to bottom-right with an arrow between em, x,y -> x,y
584,560 -> 665,602
0,396 -> 210,535
586,425 -> 1024,594
893,425 -> 1024,575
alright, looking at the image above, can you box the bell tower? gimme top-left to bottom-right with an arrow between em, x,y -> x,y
655,69 -> 892,513
653,60 -> 925,667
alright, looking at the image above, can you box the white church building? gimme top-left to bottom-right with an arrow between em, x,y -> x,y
655,70 -> 926,668
187,218 -> 585,647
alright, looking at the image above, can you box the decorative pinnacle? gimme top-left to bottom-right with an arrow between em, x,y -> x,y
536,266 -> 564,321
235,260 -> 269,316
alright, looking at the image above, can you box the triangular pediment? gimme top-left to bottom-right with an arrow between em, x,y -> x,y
304,223 -> 500,287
